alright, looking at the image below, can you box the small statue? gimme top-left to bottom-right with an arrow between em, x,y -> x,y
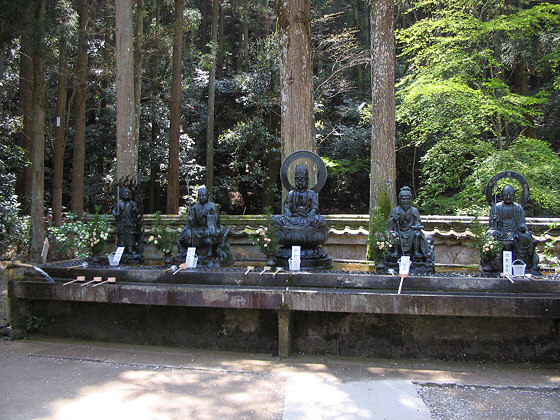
273,153 -> 331,269
112,187 -> 143,263
176,186 -> 231,266
384,186 -> 434,275
486,184 -> 539,273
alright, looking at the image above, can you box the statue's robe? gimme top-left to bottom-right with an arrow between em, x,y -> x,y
387,205 -> 431,256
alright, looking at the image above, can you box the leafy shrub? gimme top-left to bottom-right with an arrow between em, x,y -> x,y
458,137 -> 560,216
0,195 -> 30,259
48,209 -> 111,259
417,137 -> 493,214
249,210 -> 280,257
146,211 -> 179,256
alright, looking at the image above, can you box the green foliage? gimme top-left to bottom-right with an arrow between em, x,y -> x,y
458,137 -> 560,216
0,141 -> 30,259
318,99 -> 371,213
398,1 -> 560,215
0,49 -> 29,259
417,138 -> 493,214
249,208 -> 279,256
48,209 -> 111,259
367,190 -> 394,261
25,311 -> 46,334
146,212 -> 179,256
216,117 -> 280,213
468,215 -> 503,261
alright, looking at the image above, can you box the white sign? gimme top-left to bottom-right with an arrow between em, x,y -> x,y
185,247 -> 198,268
289,246 -> 301,271
113,247 -> 125,265
398,255 -> 411,276
291,246 -> 301,261
503,251 -> 513,276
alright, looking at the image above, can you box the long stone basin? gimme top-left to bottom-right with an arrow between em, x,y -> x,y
7,261 -> 560,361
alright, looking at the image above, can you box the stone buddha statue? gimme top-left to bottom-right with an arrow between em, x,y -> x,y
384,186 -> 434,275
486,184 -> 539,272
272,163 -> 331,268
176,186 -> 231,266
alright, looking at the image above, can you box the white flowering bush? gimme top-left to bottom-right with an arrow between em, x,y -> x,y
146,211 -> 178,255
48,209 -> 111,259
369,230 -> 398,259
480,236 -> 503,260
249,211 -> 279,256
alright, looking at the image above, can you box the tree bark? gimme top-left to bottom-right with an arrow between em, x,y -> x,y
115,0 -> 138,186
30,0 -> 46,260
277,0 -> 315,193
369,0 -> 396,210
16,30 -> 33,210
216,2 -> 224,79
134,0 -> 144,145
166,0 -> 184,214
52,43 -> 68,226
205,0 -> 220,192
71,0 -> 89,216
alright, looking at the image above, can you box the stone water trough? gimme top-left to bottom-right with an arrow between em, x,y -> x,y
6,258 -> 560,362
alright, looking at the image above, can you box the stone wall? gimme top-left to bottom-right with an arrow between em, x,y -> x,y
128,214 -> 560,267
23,300 -> 560,362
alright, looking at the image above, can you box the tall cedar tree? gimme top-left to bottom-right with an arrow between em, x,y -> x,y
167,0 -> 184,213
369,0 -> 397,209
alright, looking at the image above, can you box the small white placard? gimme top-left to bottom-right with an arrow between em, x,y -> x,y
503,250 -> 513,276
289,246 -> 301,271
291,246 -> 301,261
186,247 -> 197,268
398,255 -> 411,275
113,247 -> 125,264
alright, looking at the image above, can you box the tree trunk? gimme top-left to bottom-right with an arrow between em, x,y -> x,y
369,0 -> 396,210
148,1 -> 161,214
52,43 -> 68,226
216,3 -> 224,79
166,0 -> 184,214
71,0 -> 89,217
30,0 -> 46,260
115,0 -> 138,186
205,0 -> 220,192
277,0 -> 315,192
241,17 -> 248,72
16,30 -> 33,210
134,0 -> 144,144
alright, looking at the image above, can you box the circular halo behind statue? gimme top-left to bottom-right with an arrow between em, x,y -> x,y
280,150 -> 328,193
273,151 -> 332,269
485,171 -> 530,207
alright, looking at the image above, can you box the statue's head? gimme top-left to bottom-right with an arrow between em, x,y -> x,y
294,165 -> 309,191
121,188 -> 131,200
398,186 -> 413,209
502,185 -> 515,204
198,187 -> 209,204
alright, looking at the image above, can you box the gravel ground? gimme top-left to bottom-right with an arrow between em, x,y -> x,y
417,383 -> 560,419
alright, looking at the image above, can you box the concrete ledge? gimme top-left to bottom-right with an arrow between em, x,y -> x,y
10,276 -> 560,318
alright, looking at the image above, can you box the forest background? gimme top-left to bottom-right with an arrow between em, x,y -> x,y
1,0 -> 560,259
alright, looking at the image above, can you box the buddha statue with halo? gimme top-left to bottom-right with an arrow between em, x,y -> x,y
272,157 -> 331,269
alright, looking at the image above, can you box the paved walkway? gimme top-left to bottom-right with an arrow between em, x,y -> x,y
1,338 -> 559,419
